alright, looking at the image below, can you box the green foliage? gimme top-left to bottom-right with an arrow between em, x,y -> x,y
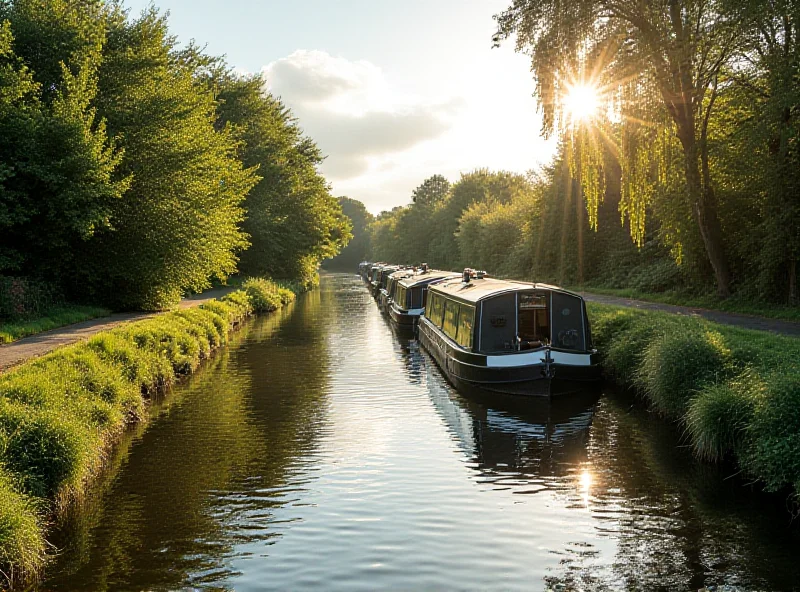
743,374 -> 800,494
69,10 -> 255,310
213,72 -> 351,285
0,10 -> 126,280
637,329 -> 732,417
0,279 -> 298,585
326,197 -> 374,270
588,302 -> 800,500
0,304 -> 109,344
685,371 -> 762,462
0,467 -> 44,584
242,277 -> 294,313
1,3 -> 343,311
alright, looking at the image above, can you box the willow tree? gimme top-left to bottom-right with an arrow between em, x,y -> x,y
495,0 -> 739,296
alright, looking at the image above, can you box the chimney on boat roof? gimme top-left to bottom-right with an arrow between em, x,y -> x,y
463,268 -> 472,283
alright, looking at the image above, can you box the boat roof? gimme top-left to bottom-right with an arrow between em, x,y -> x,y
428,276 -> 582,304
398,270 -> 459,289
388,268 -> 417,281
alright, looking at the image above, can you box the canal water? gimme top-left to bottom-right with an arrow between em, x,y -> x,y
42,274 -> 800,591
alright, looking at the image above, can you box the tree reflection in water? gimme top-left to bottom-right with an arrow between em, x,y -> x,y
43,287 -> 333,591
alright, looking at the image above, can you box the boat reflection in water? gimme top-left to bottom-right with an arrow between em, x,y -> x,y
391,321 -> 600,493
388,318 -> 800,591
424,353 -> 600,492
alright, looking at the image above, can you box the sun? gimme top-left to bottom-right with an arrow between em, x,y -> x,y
563,83 -> 600,124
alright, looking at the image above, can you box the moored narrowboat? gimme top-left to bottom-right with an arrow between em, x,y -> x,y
380,267 -> 415,311
388,267 -> 458,327
373,264 -> 401,299
369,264 -> 394,297
417,270 -> 601,397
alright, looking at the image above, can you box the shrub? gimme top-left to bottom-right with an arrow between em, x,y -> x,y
0,469 -> 45,583
243,277 -> 283,312
0,276 -> 300,584
684,371 -> 762,461
743,374 -> 800,493
0,402 -> 94,498
87,333 -> 175,393
637,329 -> 731,417
604,317 -> 666,388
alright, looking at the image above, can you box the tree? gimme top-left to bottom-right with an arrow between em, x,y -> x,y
0,5 -> 126,282
326,197 -> 373,269
411,174 -> 450,207
495,0 -> 740,296
729,0 -> 800,302
213,72 -> 351,284
72,8 -> 256,309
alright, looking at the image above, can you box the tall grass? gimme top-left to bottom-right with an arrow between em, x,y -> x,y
0,279 -> 297,587
589,303 -> 800,502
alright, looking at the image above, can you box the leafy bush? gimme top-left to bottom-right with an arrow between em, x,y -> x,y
243,277 -> 284,312
637,329 -> 731,416
684,371 -> 762,461
589,302 -> 800,503
0,277 -> 60,321
743,374 -> 800,493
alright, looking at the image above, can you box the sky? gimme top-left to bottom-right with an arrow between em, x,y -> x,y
122,0 -> 557,213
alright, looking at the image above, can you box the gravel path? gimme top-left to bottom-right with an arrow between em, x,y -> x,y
581,292 -> 800,337
0,286 -> 236,373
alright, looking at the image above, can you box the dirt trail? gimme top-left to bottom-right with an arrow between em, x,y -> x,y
0,286 -> 236,373
581,292 -> 800,337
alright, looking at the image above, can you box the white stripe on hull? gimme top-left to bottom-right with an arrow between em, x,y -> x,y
485,350 -> 592,368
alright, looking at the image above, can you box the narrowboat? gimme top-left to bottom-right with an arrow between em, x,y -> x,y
388,267 -> 457,327
417,269 -> 601,397
372,264 -> 401,299
368,264 -> 394,296
380,267 -> 415,311
358,261 -> 372,281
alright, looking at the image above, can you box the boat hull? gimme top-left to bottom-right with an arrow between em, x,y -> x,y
388,303 -> 420,327
418,317 -> 601,398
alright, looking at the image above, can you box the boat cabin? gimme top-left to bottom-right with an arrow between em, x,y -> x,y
424,275 -> 592,354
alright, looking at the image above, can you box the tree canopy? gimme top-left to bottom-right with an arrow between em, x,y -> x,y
0,0 -> 350,310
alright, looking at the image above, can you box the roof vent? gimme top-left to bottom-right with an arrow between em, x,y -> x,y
476,270 -> 486,279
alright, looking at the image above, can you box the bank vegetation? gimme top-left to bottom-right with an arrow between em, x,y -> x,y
0,277 -> 296,586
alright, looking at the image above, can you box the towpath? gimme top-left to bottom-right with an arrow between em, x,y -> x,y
581,292 -> 800,338
0,286 -> 236,373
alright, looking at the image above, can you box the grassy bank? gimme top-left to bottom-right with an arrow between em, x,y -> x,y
588,302 -> 800,503
0,277 -> 297,586
0,306 -> 111,344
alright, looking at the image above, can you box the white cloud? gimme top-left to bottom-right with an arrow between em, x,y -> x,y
260,48 -> 555,213
262,50 -> 460,180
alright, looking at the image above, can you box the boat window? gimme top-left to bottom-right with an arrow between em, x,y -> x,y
517,292 -> 550,349
410,287 -> 423,309
442,299 -> 459,341
427,292 -> 444,327
393,285 -> 403,307
551,292 -> 586,351
478,293 -> 516,353
456,304 -> 475,349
